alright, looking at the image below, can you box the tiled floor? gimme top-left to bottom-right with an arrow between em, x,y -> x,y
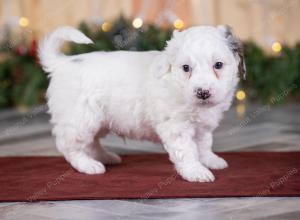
0,102 -> 300,220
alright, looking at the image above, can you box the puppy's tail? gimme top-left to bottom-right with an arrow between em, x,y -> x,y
38,26 -> 93,73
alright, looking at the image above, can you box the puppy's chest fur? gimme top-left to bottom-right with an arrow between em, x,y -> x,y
191,108 -> 222,134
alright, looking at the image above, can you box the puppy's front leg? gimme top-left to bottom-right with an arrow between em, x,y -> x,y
157,124 -> 215,182
197,132 -> 228,170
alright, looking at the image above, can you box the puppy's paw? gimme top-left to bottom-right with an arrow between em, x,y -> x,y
69,153 -> 106,175
200,152 -> 228,170
100,152 -> 122,165
78,159 -> 106,174
177,163 -> 215,182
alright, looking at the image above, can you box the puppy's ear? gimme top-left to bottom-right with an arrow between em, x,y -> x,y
152,54 -> 170,78
218,25 -> 246,80
152,29 -> 180,78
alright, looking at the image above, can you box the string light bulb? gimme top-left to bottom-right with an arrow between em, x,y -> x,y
132,18 -> 143,29
101,22 -> 112,32
19,17 -> 29,28
236,90 -> 246,101
173,19 -> 184,29
272,42 -> 282,53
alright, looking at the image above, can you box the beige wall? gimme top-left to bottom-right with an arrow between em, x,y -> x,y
0,0 -> 132,38
213,0 -> 300,47
1,0 -> 299,48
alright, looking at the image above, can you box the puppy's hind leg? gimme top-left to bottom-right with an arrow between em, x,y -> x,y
54,100 -> 107,175
85,138 -> 122,165
56,132 -> 106,175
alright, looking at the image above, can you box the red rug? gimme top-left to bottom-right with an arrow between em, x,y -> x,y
0,152 -> 299,202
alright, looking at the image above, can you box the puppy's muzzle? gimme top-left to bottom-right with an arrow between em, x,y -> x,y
195,88 -> 211,100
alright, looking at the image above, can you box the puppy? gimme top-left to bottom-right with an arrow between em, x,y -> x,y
39,25 -> 245,182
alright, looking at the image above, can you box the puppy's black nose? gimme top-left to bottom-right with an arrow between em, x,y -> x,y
196,88 -> 211,100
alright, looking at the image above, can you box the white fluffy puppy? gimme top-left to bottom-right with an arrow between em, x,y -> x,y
39,25 -> 245,182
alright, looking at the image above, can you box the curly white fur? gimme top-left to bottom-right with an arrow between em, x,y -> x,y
39,25 -> 243,182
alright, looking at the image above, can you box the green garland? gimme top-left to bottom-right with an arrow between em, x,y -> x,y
0,51 -> 48,108
0,17 -> 299,108
243,42 -> 300,102
70,17 -> 172,52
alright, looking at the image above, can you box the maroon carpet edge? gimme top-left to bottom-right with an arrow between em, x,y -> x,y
0,152 -> 299,202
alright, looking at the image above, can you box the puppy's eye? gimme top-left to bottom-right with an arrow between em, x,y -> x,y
182,64 -> 191,72
213,62 -> 223,70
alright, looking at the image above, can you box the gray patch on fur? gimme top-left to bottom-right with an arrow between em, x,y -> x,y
223,25 -> 246,80
71,58 -> 83,63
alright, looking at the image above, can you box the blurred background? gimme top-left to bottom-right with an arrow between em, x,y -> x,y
0,0 -> 300,154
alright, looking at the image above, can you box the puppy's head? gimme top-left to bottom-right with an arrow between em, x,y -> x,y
154,25 -> 245,107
